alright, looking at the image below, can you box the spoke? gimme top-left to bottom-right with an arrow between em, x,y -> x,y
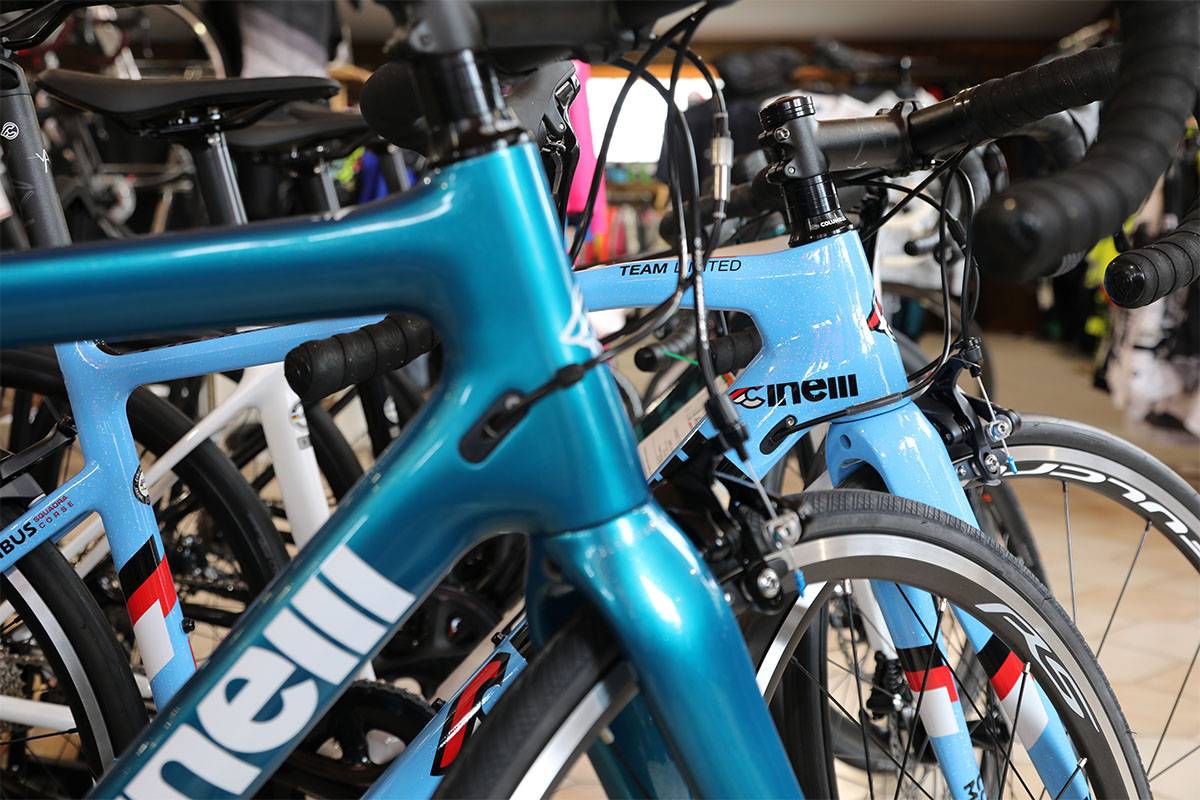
997,662 -> 1031,798
894,590 -> 1037,800
827,648 -> 891,695
788,655 -> 937,800
830,647 -> 872,696
3,727 -> 79,746
1061,482 -> 1077,623
1148,637 -> 1200,773
1050,758 -> 1086,800
1096,520 -> 1151,658
844,581 -> 877,799
894,597 -> 947,800
1149,742 -> 1200,782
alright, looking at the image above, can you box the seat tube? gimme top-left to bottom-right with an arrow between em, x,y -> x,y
249,364 -> 330,547
0,60 -> 71,248
54,343 -> 197,703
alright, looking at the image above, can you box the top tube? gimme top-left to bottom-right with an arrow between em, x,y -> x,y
1,151 -> 514,348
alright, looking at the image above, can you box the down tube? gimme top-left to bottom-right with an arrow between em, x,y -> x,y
88,387 -> 505,799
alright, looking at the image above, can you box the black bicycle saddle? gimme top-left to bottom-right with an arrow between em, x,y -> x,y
36,69 -> 339,135
226,104 -> 372,159
1,0 -> 170,51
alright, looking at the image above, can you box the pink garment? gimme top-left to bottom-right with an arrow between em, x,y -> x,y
567,61 -> 608,238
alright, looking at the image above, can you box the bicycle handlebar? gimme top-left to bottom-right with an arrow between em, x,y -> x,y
284,315 -> 436,404
634,325 -> 762,375
973,1 -> 1200,282
658,2 -> 1200,288
1104,197 -> 1200,308
659,44 -> 1123,241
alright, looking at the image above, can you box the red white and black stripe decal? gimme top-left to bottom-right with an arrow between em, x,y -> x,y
118,537 -> 183,680
431,651 -> 511,775
978,635 -> 1048,745
897,644 -> 962,738
866,296 -> 892,338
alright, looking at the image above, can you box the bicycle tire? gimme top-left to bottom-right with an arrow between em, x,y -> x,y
306,402 -> 364,501
434,490 -> 1148,799
994,414 -> 1200,569
0,535 -> 148,797
796,414 -> 1195,795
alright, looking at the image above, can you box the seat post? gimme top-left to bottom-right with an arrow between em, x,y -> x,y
187,129 -> 248,226
376,144 -> 412,193
295,160 -> 339,214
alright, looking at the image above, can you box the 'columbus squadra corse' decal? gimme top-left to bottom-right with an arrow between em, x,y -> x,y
6,493 -> 74,557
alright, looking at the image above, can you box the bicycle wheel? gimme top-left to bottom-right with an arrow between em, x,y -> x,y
962,414 -> 1200,794
434,490 -> 1148,799
0,348 -> 287,666
0,520 -> 147,798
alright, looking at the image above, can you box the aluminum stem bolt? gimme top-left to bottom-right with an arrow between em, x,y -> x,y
756,568 -> 782,599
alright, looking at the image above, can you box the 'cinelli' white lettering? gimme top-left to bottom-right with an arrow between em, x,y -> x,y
123,724 -> 258,800
292,572 -> 386,653
123,545 -> 414,798
198,647 -> 318,753
321,544 -> 413,623
264,608 -> 358,684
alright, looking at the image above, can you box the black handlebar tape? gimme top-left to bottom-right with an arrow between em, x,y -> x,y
634,324 -> 763,374
709,327 -> 762,375
972,2 -> 1200,283
1011,110 -> 1091,170
634,324 -> 697,372
284,315 -> 435,403
1105,197 -> 1200,308
907,45 -> 1119,160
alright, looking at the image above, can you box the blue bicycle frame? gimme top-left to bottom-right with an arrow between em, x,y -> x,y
0,318 -> 376,703
573,235 -> 1089,800
0,142 -> 801,798
361,229 -> 1092,800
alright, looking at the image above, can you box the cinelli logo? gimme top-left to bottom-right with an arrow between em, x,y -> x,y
120,545 -> 413,799
730,374 -> 859,409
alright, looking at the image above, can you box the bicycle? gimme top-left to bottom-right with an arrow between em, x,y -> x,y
12,55 -> 533,701
1,1 -> 1193,798
570,25 -> 1199,794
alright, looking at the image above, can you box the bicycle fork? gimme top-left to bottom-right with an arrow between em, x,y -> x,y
827,400 -> 1089,800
